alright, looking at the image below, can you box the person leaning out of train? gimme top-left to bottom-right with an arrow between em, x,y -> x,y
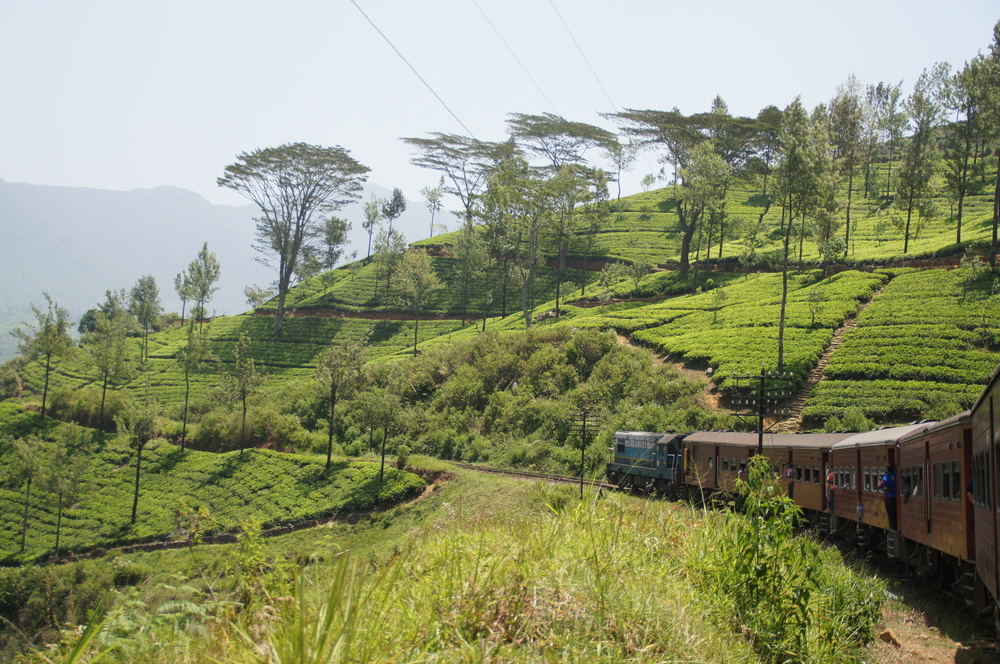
878,465 -> 898,531
826,468 -> 835,512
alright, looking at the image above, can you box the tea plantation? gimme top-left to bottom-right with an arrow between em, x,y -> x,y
0,401 -> 425,564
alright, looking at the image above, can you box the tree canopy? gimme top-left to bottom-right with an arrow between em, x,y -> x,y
218,143 -> 369,333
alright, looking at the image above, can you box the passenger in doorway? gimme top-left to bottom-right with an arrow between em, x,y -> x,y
878,464 -> 898,531
785,463 -> 795,499
826,468 -> 835,512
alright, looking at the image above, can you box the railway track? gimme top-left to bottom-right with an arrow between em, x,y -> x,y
451,462 -> 617,491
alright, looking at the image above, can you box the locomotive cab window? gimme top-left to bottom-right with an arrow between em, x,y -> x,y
617,444 -> 625,453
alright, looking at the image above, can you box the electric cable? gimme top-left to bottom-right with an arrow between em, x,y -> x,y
349,0 -> 478,140
471,0 -> 560,115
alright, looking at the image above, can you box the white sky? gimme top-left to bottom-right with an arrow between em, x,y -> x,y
1,1 -> 997,208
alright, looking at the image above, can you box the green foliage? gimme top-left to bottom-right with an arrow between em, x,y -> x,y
0,403 -> 426,563
687,456 -> 883,662
804,269 -> 1000,424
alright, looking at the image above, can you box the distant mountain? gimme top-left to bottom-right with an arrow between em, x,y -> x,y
0,179 -> 458,323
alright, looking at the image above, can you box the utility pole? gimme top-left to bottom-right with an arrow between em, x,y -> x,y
727,366 -> 795,456
571,407 -> 601,498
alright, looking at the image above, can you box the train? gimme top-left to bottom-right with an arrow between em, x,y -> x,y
607,363 -> 1000,624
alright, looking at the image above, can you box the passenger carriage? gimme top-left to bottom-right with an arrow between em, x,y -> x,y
971,364 -> 1000,625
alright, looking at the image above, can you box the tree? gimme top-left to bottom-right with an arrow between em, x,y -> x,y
867,81 -> 907,199
451,222 -> 489,325
117,402 -> 159,524
12,293 -> 73,420
829,76 -> 865,252
603,137 -> 639,201
478,154 -> 550,329
362,193 -> 383,259
372,229 -> 407,305
318,216 -> 351,277
218,143 -> 369,334
506,112 -> 615,169
129,275 -> 162,363
942,58 -> 987,244
187,243 -> 221,330
174,271 -> 196,327
83,311 -> 132,432
677,141 -> 730,289
807,287 -> 828,327
244,284 -> 276,308
221,334 -> 264,453
897,65 -> 948,253
610,108 -> 713,273
315,333 -> 368,470
421,178 -> 445,237
403,133 -> 515,224
11,435 -> 44,553
176,325 -> 212,450
380,187 -> 407,236
44,428 -> 89,556
397,250 -> 444,356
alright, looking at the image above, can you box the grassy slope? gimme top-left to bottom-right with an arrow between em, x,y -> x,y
7,465 -> 888,664
0,401 -> 425,563
9,164 -> 1000,424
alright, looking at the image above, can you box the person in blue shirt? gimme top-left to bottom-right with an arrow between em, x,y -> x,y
878,464 -> 898,531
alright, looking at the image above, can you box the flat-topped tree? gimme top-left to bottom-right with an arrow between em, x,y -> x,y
12,292 -> 73,420
506,112 -> 615,169
218,143 -> 369,334
402,133 -> 516,224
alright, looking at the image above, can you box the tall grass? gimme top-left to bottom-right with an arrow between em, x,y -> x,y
40,473 -> 885,663
684,456 -> 884,663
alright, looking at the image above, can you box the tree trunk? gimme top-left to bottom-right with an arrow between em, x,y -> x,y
55,495 -> 63,556
993,156 -> 1000,270
180,299 -> 187,327
413,308 -> 420,356
20,478 -> 31,553
240,399 -> 248,454
181,366 -> 191,450
845,167 -> 854,253
886,141 -> 895,200
326,384 -> 337,470
777,268 -> 789,372
904,190 -> 914,254
379,429 -> 387,488
41,353 -> 51,420
99,375 -> 109,433
131,446 -> 142,524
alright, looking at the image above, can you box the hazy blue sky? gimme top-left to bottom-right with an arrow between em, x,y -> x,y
1,1 -> 997,209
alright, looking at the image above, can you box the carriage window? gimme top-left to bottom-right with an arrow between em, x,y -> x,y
952,462 -> 961,501
722,458 -> 729,471
863,467 -> 871,491
933,464 -> 941,499
796,466 -> 803,482
708,457 -> 714,469
941,463 -> 951,501
813,466 -> 820,484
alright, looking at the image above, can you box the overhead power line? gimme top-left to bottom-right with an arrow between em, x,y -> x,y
471,0 -> 560,115
546,0 -> 618,113
350,0 -> 478,140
